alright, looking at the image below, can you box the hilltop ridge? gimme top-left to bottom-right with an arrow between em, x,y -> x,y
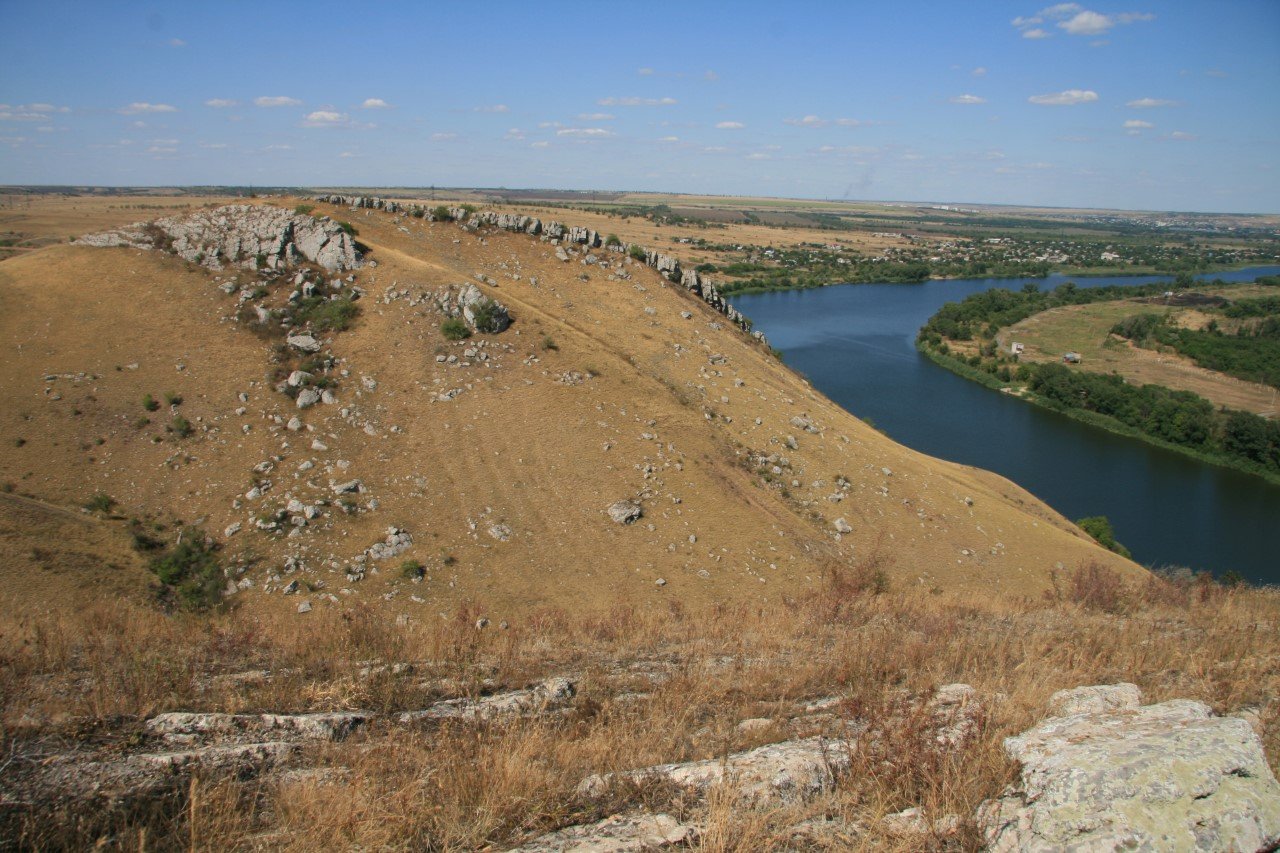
0,196 -> 1138,620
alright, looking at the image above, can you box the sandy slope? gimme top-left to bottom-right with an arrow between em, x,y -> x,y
0,199 -> 1139,619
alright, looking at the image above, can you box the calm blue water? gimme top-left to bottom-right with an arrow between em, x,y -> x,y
733,266 -> 1280,584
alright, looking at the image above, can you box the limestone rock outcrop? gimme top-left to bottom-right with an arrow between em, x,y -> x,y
977,683 -> 1280,852
77,205 -> 362,272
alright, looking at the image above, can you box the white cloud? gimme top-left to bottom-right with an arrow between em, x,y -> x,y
785,115 -> 828,127
577,112 -> 614,121
118,102 -> 177,115
637,67 -> 654,76
702,146 -> 728,153
1169,130 -> 1196,140
302,110 -> 349,126
972,66 -> 988,76
746,152 -> 770,160
715,121 -> 745,129
430,132 -> 457,141
531,140 -> 549,148
950,94 -> 987,105
361,98 -> 392,109
538,121 -> 562,129
474,104 -> 509,113
204,98 -> 238,108
263,144 -> 293,151
598,96 -> 677,107
556,127 -> 614,137
704,70 -> 719,81
255,96 -> 301,107
1060,10 -> 1112,35
339,151 -> 357,158
145,146 -> 177,154
835,118 -> 873,127
504,127 -> 526,140
168,38 -> 186,47
1126,97 -> 1176,108
1123,119 -> 1153,128
1028,89 -> 1098,105
199,142 -> 227,149
0,103 -> 70,121
1206,68 -> 1228,78
1013,5 -> 1154,38
658,136 -> 680,143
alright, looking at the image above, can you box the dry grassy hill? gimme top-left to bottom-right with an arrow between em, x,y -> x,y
0,197 -> 1138,621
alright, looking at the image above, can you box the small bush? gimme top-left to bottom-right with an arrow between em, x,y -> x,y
169,415 -> 194,439
1054,561 -> 1129,613
163,392 -> 183,407
432,206 -> 452,222
85,493 -> 116,514
441,318 -> 471,341
254,253 -> 267,269
468,298 -> 504,334
605,234 -> 622,247
142,394 -> 160,412
542,335 -> 558,351
1076,515 -> 1131,559
337,221 -> 358,236
628,244 -> 647,262
294,296 -> 359,332
149,531 -> 223,611
401,560 -> 425,581
294,204 -> 315,216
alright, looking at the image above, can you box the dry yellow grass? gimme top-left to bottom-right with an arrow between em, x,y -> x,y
1,566 -> 1275,849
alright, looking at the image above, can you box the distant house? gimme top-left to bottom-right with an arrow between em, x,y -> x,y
1010,342 -> 1025,356
1063,352 -> 1081,364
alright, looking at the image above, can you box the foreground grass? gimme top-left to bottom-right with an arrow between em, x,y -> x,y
1,563 -> 1276,850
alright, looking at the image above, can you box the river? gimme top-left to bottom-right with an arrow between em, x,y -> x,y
732,266 -> 1280,585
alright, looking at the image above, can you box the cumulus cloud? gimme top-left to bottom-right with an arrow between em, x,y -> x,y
577,113 -> 614,121
1126,97 -> 1176,108
950,94 -> 987,105
531,140 -> 549,148
430,132 -> 458,141
598,96 -> 677,107
255,96 -> 301,107
504,127 -> 526,140
204,98 -> 238,108
1123,119 -> 1153,128
556,127 -> 614,137
474,104 -> 509,113
118,102 -> 177,115
715,121 -> 745,129
1012,5 -> 1153,39
361,98 -> 392,109
339,151 -> 357,158
1169,130 -> 1196,140
1028,89 -> 1098,105
302,110 -> 349,126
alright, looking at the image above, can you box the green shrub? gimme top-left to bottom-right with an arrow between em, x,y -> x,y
294,296 -> 359,332
432,206 -> 452,221
85,493 -> 116,513
142,394 -> 160,412
441,318 -> 471,341
294,204 -> 315,216
337,221 -> 358,236
1075,515 -> 1132,559
255,253 -> 267,269
605,234 -> 622,247
149,531 -> 223,611
468,298 -> 504,334
163,392 -> 183,407
400,559 -> 425,581
169,415 -> 194,439
628,244 -> 647,262
542,335 -> 558,351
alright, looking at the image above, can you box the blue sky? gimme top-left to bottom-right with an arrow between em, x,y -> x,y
1,0 -> 1277,213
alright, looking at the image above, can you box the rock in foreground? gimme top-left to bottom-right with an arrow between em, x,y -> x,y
978,683 -> 1280,852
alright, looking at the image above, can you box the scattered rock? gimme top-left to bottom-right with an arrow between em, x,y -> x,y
400,677 -> 576,724
511,812 -> 696,852
607,500 -> 643,525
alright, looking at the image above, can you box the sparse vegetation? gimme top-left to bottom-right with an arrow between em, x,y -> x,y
168,414 -> 194,438
1075,515 -> 1132,559
163,391 -> 183,407
441,317 -> 471,340
294,204 -> 315,216
628,244 -> 647,262
293,295 -> 359,332
542,335 -> 559,351
148,529 -> 224,611
84,493 -> 116,514
337,220 -> 358,236
400,559 -> 425,580
468,297 -> 503,333
142,394 -> 160,412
